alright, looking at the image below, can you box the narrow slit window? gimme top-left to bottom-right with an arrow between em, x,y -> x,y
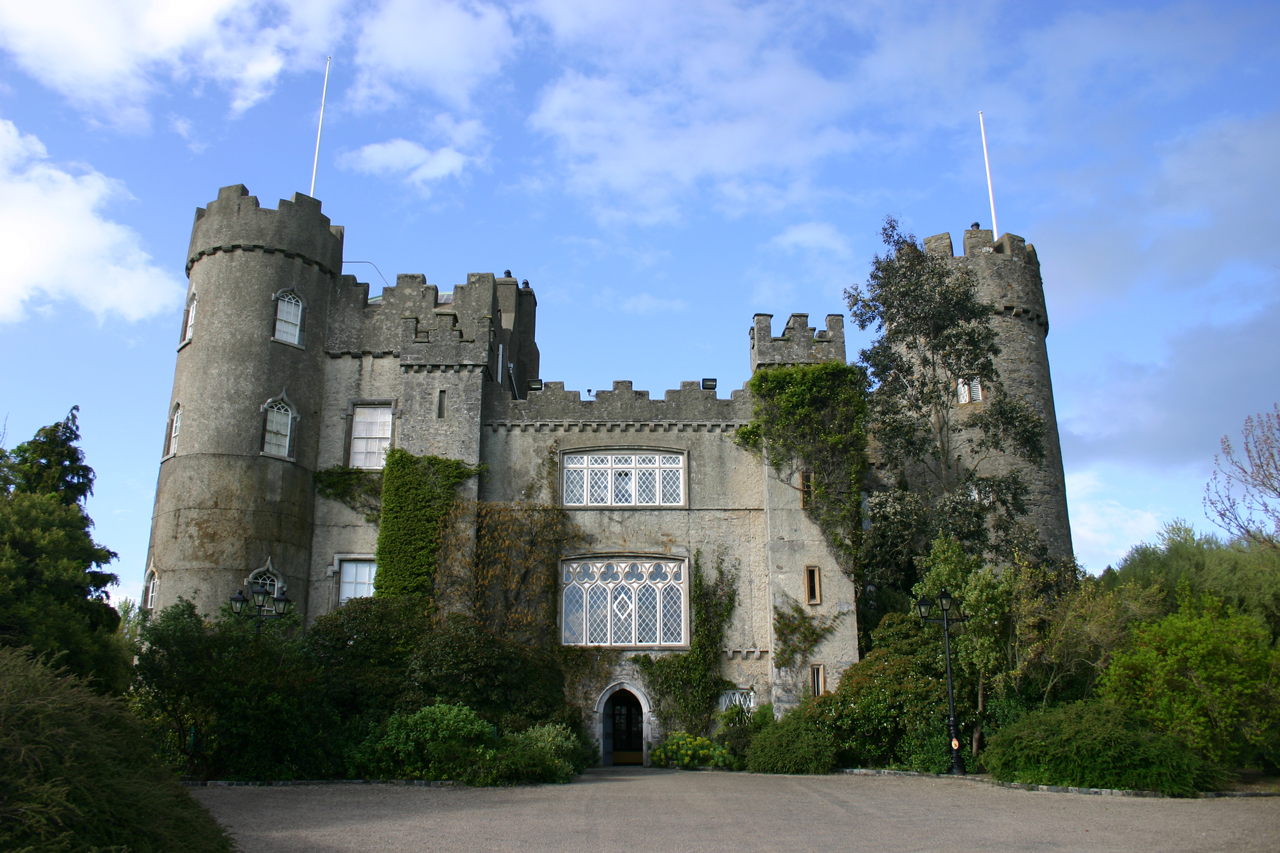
274,292 -> 303,344
800,470 -> 813,508
806,566 -> 822,605
437,390 -> 447,419
810,664 -> 826,696
165,405 -> 181,456
181,294 -> 197,343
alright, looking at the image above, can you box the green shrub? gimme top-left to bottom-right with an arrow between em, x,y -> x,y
982,700 -> 1231,796
810,612 -> 975,772
651,731 -> 734,769
1098,590 -> 1280,768
745,710 -> 836,775
0,646 -> 234,853
492,722 -> 594,783
353,703 -> 497,782
132,600 -> 342,781
404,614 -> 566,731
715,703 -> 773,766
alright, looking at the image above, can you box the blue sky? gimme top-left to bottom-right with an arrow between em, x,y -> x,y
1,0 -> 1277,603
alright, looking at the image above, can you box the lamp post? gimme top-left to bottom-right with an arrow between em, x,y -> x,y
916,588 -> 969,775
229,584 -> 293,634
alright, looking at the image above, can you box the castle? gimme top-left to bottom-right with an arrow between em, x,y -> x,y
143,185 -> 1071,766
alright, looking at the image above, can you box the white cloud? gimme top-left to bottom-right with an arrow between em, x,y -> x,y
339,139 -> 470,193
0,119 -> 184,322
769,222 -> 851,258
350,0 -> 516,111
0,0 -> 345,127
1066,468 -> 1163,573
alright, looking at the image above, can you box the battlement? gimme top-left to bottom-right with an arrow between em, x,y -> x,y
923,227 -> 1039,265
486,379 -> 751,427
188,185 -> 344,278
749,313 -> 845,372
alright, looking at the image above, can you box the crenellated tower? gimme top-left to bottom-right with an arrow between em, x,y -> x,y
145,186 -> 345,615
923,226 -> 1073,560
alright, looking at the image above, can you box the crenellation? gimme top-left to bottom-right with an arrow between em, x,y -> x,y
749,312 -> 845,372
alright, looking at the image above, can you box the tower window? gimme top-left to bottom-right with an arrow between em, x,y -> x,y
247,564 -> 284,614
958,378 -> 982,404
262,400 -> 294,458
810,664 -> 826,696
800,470 -> 813,508
181,293 -> 197,343
805,566 -> 822,605
437,390 -> 446,419
164,405 -> 181,456
273,292 -> 304,345
350,406 -> 392,468
142,568 -> 158,610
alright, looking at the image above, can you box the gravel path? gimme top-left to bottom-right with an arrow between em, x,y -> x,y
192,767 -> 1278,853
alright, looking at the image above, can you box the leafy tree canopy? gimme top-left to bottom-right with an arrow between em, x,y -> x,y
846,218 -> 1047,591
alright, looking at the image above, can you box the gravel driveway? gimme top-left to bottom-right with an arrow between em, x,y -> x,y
192,767 -> 1278,853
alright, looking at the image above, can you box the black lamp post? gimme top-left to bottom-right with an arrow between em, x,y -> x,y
230,583 -> 292,634
916,588 -> 969,775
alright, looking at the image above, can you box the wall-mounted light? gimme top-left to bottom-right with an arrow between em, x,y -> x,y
701,378 -> 717,391
528,379 -> 544,392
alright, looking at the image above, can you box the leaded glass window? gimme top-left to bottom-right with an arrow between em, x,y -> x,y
349,406 -> 392,468
562,453 -> 684,506
561,558 -> 685,647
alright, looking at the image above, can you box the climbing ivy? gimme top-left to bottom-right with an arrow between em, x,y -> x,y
314,465 -> 384,522
635,552 -> 738,736
772,595 -> 845,670
435,500 -> 582,646
736,361 -> 870,577
374,449 -> 475,599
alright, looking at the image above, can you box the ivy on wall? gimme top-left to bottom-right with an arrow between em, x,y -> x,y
435,500 -> 582,646
772,595 -> 845,670
635,552 -> 738,736
736,361 -> 870,577
374,449 -> 475,599
314,466 -> 384,522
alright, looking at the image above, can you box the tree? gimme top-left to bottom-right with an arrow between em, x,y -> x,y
0,409 -> 127,691
846,218 -> 1046,593
1206,404 -> 1280,551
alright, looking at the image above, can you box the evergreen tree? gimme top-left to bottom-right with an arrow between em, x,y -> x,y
0,408 -> 127,691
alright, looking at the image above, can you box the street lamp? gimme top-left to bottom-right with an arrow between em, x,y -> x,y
917,588 -> 969,775
229,583 -> 292,634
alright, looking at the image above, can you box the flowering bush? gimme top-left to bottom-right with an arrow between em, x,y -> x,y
650,731 -> 733,769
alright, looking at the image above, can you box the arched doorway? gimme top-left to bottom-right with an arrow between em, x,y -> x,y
599,685 -> 648,766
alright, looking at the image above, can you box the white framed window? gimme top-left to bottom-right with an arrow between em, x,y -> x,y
142,567 -> 158,610
247,563 -> 284,613
561,558 -> 685,647
562,452 -> 684,507
262,399 -> 294,458
181,293 -> 197,343
339,559 -> 377,604
349,406 -> 392,468
164,404 -> 181,456
957,378 -> 982,404
273,291 -> 304,344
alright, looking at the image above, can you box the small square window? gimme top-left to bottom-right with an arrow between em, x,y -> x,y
339,559 -> 377,604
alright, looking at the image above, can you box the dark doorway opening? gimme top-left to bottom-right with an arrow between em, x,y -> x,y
605,690 -> 644,765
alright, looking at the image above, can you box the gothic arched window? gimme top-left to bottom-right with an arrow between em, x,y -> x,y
561,558 -> 685,648
273,290 -> 305,345
261,396 -> 297,459
164,404 -> 181,456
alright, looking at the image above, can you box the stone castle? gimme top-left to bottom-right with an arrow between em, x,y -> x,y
143,184 -> 1071,766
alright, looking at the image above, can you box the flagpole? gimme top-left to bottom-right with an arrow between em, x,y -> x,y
979,110 -> 997,239
309,56 -> 332,198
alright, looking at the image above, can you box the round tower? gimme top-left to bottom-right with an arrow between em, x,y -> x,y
925,227 -> 1073,561
144,185 -> 344,616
